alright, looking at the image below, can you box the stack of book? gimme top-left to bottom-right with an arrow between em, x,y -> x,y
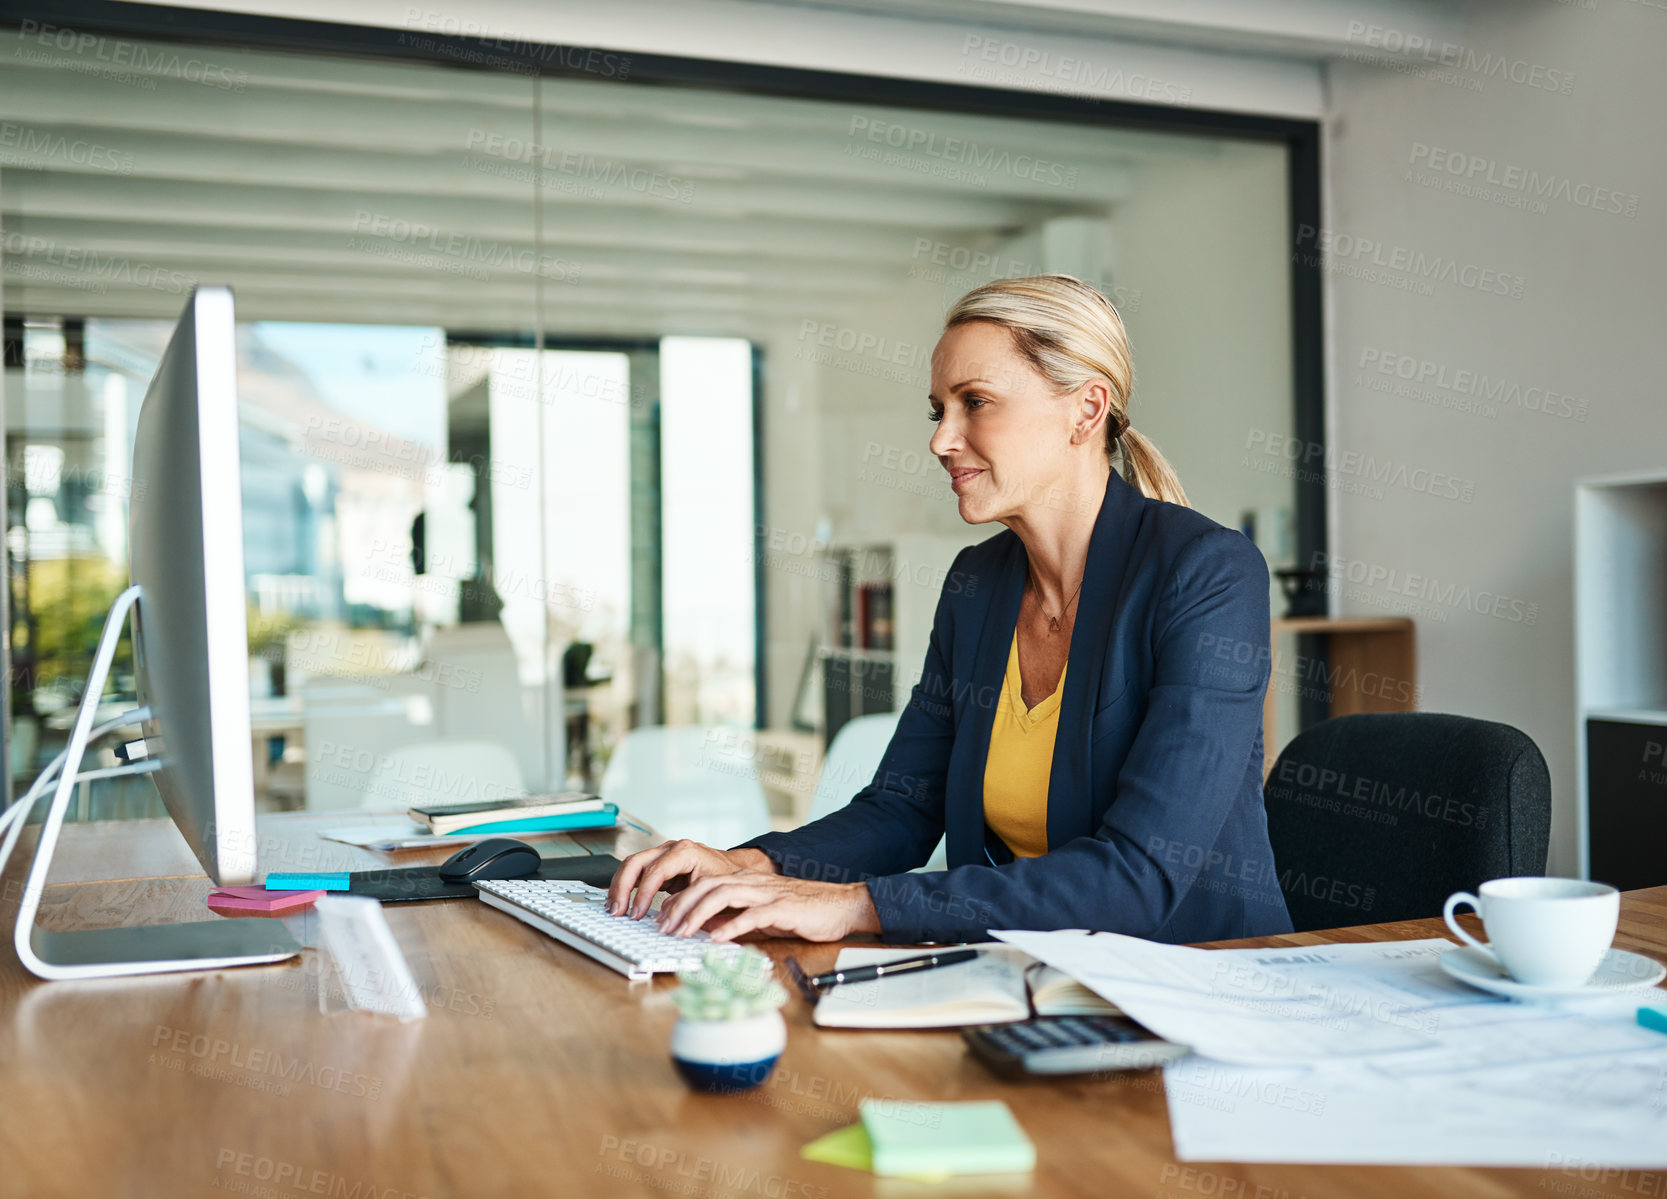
409,793 -> 618,837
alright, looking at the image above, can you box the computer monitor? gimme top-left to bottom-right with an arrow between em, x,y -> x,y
129,285 -> 259,885
12,286 -> 301,979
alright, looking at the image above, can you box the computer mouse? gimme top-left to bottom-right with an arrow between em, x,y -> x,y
439,838 -> 543,883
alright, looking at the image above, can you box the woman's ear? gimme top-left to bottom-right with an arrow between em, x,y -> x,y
1072,378 -> 1114,445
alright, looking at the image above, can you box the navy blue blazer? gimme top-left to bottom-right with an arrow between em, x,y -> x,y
739,469 -> 1293,945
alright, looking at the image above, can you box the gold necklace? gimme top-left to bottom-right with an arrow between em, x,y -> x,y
1029,571 -> 1085,634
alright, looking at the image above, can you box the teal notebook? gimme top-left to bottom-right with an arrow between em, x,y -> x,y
450,806 -> 618,835
859,1099 -> 1035,1177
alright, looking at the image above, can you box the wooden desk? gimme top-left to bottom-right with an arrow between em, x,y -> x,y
2,813 -> 1663,1199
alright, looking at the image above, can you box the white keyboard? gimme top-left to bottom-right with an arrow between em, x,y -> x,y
473,879 -> 741,980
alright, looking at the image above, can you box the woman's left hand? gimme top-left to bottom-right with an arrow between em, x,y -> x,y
656,871 -> 881,943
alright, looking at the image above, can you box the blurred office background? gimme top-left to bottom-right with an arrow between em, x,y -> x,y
3,15 -> 1301,840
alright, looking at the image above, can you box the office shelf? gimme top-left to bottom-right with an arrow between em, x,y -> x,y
1262,617 -> 1417,777
1583,707 -> 1667,727
818,535 -> 973,747
1575,470 -> 1667,888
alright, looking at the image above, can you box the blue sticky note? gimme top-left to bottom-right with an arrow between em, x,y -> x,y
1639,1006 -> 1667,1036
265,872 -> 351,892
450,807 -> 618,836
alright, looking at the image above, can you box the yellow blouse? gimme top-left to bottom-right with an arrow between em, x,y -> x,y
982,630 -> 1066,859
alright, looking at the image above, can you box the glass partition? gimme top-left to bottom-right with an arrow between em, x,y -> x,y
2,25 -> 1295,831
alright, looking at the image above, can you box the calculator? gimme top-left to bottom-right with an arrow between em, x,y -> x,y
962,1015 -> 1189,1077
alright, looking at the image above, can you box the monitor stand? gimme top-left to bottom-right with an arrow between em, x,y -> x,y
12,585 -> 302,980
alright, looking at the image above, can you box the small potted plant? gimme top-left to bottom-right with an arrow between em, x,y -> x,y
669,947 -> 789,1093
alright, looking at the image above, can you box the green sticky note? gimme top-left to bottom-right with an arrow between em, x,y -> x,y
801,1123 -> 950,1184
801,1124 -> 873,1172
860,1100 -> 1035,1178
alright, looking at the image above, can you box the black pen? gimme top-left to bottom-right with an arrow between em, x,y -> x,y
808,948 -> 979,991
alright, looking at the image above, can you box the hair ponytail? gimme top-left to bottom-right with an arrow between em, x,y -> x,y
1115,424 -> 1188,508
944,273 -> 1189,508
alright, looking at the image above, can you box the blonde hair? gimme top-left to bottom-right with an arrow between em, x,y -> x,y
943,273 -> 1188,507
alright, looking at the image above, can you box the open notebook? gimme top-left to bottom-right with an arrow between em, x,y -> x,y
812,942 -> 1120,1028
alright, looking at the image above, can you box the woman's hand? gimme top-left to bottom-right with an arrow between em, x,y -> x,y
658,872 -> 882,943
605,838 -> 776,919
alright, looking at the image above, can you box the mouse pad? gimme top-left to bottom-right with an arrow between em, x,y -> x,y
347,853 -> 623,903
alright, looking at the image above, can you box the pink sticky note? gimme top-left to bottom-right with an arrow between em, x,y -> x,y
208,886 -> 324,916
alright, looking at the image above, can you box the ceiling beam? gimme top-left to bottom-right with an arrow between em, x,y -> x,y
2,171 -> 957,262
4,280 -> 843,341
0,126 -> 1097,228
0,50 -> 1141,203
0,218 -> 908,296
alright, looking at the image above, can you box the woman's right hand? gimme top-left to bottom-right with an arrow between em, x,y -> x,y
605,839 -> 777,919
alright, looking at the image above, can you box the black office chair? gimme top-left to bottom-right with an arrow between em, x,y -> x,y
1263,713 -> 1551,933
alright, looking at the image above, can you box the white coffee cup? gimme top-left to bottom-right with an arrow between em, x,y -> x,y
1442,877 -> 1619,988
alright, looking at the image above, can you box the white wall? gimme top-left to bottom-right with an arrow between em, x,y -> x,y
1323,2 -> 1667,876
1114,143 -> 1299,744
1113,144 -> 1295,551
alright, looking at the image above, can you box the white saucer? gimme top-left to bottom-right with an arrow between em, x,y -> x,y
1439,945 -> 1666,1000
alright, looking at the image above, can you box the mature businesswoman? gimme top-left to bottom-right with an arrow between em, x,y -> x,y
606,273 -> 1292,945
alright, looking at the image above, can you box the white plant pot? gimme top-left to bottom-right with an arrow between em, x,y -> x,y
669,1010 -> 787,1092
